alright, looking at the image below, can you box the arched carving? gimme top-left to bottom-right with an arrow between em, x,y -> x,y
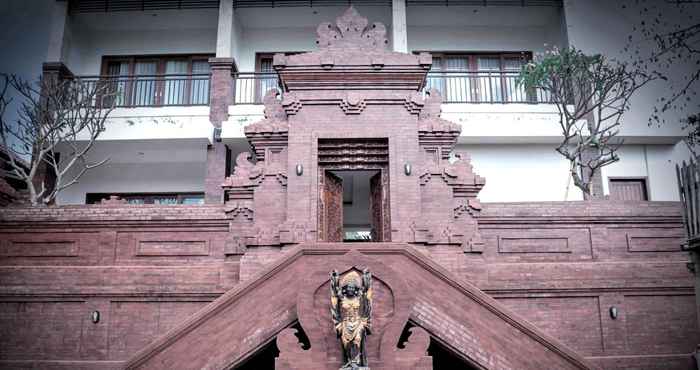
297,251 -> 412,368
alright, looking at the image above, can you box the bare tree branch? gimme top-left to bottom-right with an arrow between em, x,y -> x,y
519,47 -> 659,198
0,73 -> 116,205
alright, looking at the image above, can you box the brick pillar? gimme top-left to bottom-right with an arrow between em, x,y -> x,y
205,58 -> 235,204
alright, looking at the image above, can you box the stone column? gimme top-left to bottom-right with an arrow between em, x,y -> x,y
391,0 -> 408,53
205,58 -> 235,204
216,0 -> 234,58
47,0 -> 69,63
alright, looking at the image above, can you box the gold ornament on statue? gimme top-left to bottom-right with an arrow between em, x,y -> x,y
330,269 -> 373,370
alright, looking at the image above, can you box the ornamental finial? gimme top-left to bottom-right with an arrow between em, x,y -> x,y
316,6 -> 388,50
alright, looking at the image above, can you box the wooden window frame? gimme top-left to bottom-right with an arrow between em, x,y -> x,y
418,51 -> 533,103
100,54 -> 213,107
608,177 -> 649,201
254,52 -> 302,103
417,51 -> 532,71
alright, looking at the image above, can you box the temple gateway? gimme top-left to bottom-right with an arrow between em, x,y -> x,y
0,5 -> 697,370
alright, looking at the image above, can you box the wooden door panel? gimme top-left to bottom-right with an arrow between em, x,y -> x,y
609,179 -> 647,201
370,170 -> 391,242
322,171 -> 344,242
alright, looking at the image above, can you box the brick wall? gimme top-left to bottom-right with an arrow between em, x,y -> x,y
0,201 -> 696,369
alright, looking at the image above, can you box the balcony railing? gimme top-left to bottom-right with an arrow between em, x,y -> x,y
424,71 -> 552,104
233,72 -> 281,104
78,74 -> 211,107
231,71 -> 552,105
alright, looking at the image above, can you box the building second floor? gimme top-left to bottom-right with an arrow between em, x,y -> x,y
0,0 -> 697,206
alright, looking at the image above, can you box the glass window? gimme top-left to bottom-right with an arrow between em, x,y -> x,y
191,60 -> 211,105
164,60 -> 188,105
101,55 -> 212,106
86,193 -> 205,205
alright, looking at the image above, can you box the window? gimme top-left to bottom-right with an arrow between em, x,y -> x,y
422,52 -> 532,103
608,179 -> 648,201
101,55 -> 212,106
86,192 -> 205,205
249,53 -> 301,103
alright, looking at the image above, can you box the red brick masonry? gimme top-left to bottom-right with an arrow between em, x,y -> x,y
0,201 -> 695,369
1,7 -> 696,370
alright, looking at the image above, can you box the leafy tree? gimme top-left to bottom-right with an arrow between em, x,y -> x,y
518,47 -> 658,198
0,74 -> 116,205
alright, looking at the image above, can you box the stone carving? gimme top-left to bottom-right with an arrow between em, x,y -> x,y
453,199 -> 482,219
263,89 -> 286,121
223,201 -> 254,221
244,90 -> 289,135
282,92 -> 303,115
418,89 -> 460,134
330,269 -> 373,370
276,328 -> 312,370
316,7 -> 388,50
403,92 -> 424,115
222,152 -> 262,188
339,92 -> 367,114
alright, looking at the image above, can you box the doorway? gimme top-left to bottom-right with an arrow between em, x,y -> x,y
318,139 -> 391,242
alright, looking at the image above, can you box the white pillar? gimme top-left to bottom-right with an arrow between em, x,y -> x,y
392,0 -> 408,53
216,0 -> 234,58
46,0 -> 69,62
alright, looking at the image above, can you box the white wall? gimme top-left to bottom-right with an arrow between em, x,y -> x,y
459,142 -> 689,203
234,5 -> 392,71
57,161 -> 206,204
601,142 -> 691,201
67,9 -> 218,74
458,144 -> 584,202
78,107 -> 213,142
563,0 -> 699,138
407,5 -> 564,53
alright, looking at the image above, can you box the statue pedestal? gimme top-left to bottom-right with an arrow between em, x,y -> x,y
340,367 -> 369,370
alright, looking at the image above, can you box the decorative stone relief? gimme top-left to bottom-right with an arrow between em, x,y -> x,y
316,7 -> 388,50
282,92 -> 303,115
403,92 -> 424,115
223,202 -> 254,221
244,90 -> 289,135
339,92 -> 367,114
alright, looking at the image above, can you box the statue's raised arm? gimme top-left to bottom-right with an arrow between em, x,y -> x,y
330,270 -> 342,334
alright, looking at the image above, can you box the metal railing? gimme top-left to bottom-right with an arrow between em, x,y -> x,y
677,160 -> 700,250
231,71 -> 552,105
233,72 -> 280,104
424,71 -> 553,104
77,74 -> 211,107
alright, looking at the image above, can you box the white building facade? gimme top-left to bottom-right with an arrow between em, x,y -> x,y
0,0 -> 695,205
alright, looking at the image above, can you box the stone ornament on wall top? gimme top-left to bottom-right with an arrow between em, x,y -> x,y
316,6 -> 388,50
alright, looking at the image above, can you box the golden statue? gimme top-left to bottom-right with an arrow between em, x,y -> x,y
330,269 -> 372,370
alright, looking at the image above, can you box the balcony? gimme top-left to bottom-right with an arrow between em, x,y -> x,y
233,72 -> 280,104
231,71 -> 552,104
78,74 -> 211,107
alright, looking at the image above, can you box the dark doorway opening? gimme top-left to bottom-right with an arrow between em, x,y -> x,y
398,322 -> 479,370
333,170 -> 379,242
232,339 -> 278,370
318,138 -> 391,243
232,322 -> 309,370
